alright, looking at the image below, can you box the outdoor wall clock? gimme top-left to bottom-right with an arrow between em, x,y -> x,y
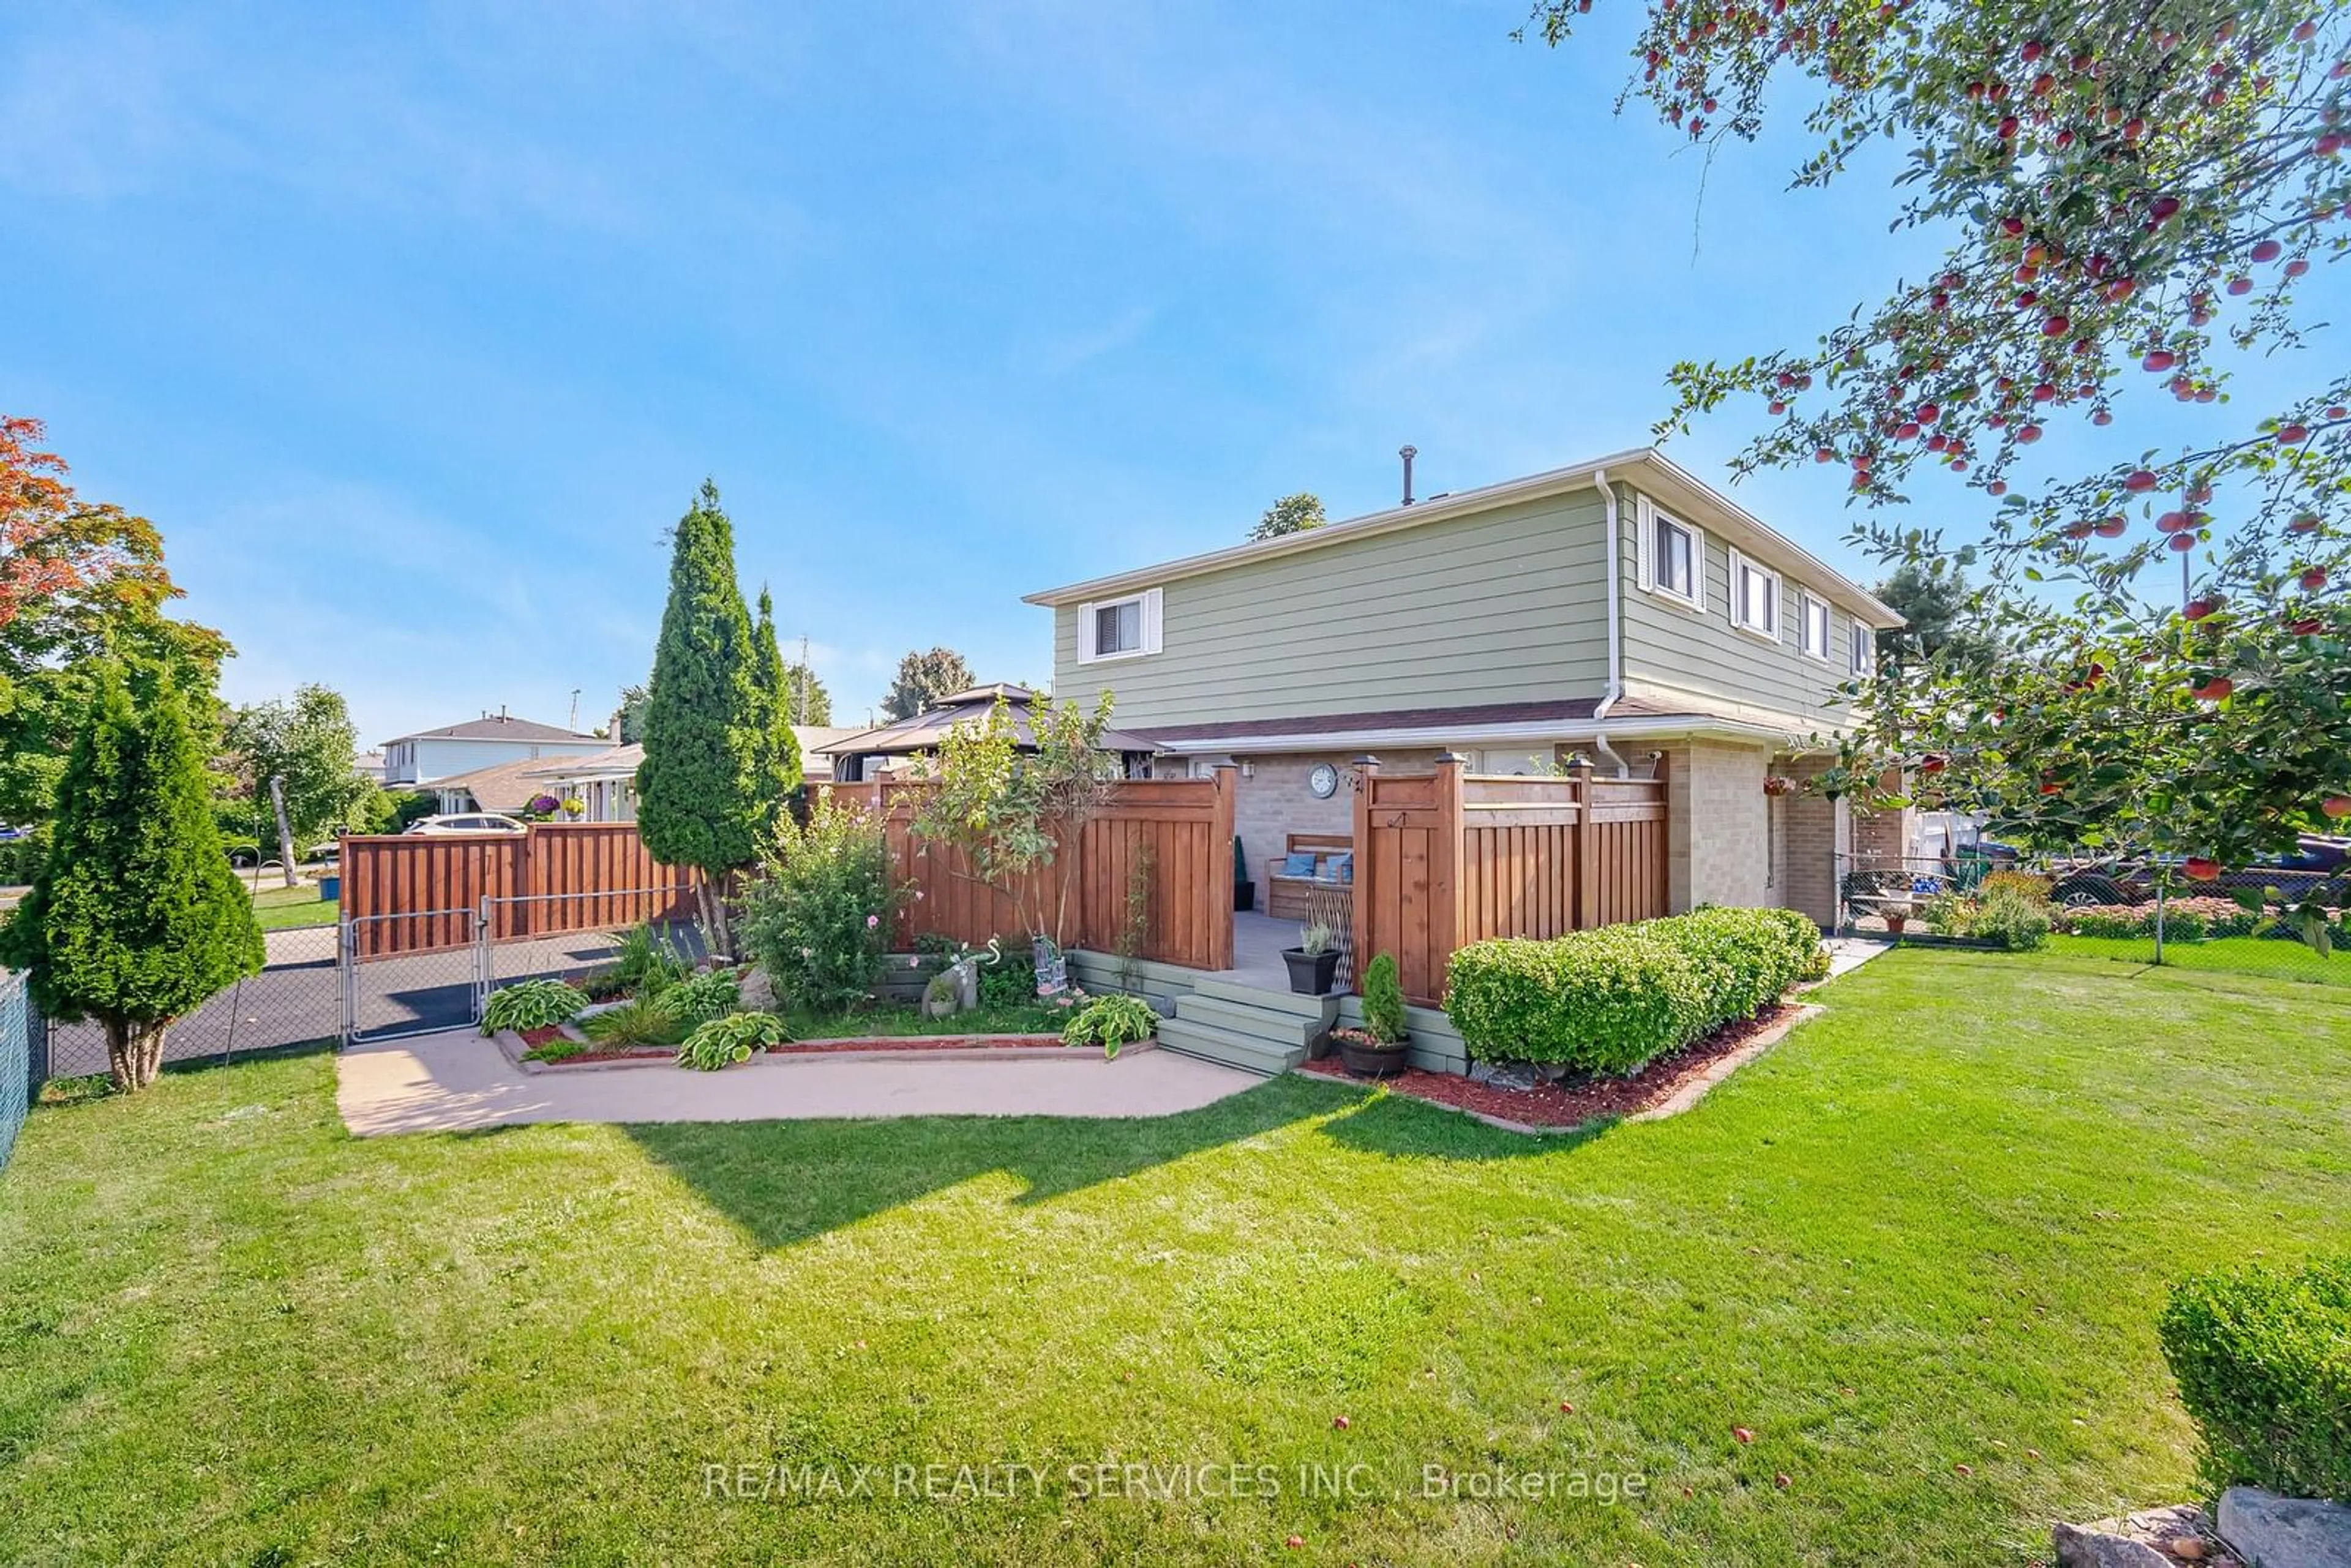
1308,762 -> 1340,799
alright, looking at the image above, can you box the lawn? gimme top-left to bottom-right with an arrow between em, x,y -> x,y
4,950 -> 2349,1565
247,881 -> 337,930
2050,931 -> 2351,986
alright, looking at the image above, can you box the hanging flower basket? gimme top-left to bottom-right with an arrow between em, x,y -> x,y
1762,776 -> 1797,797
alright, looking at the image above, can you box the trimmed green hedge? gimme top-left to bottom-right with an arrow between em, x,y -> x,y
1445,906 -> 1823,1073
2159,1255 -> 2351,1503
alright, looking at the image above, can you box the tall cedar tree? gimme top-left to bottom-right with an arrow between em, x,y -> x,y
634,481 -> 767,950
0,663 -> 263,1091
750,586 -> 806,830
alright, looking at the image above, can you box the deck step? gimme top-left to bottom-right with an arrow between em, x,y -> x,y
1171,995 -> 1324,1049
1153,1018 -> 1304,1077
1182,975 -> 1340,1019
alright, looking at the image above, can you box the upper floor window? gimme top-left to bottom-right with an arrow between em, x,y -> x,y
1850,622 -> 1876,677
1635,496 -> 1704,609
1078,588 -> 1163,664
1798,591 -> 1832,662
1729,550 -> 1781,640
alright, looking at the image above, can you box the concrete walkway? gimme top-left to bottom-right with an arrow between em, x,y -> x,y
337,1029 -> 1267,1136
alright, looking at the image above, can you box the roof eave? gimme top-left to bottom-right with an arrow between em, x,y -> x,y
1021,446 -> 1905,629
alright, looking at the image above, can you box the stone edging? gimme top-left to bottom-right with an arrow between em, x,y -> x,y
492,1029 -> 1155,1075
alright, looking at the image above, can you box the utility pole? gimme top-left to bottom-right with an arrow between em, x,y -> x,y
795,635 -> 811,724
267,775 -> 299,890
568,688 -> 580,730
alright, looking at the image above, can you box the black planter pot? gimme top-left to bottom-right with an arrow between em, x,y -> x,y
1283,947 -> 1341,996
1338,1034 -> 1410,1078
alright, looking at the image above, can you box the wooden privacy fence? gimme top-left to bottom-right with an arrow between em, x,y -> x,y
823,773 -> 1237,972
1352,756 -> 1670,1005
339,823 -> 699,958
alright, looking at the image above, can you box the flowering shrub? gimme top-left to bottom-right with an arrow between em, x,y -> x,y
739,800 -> 904,1013
2055,897 -> 2266,941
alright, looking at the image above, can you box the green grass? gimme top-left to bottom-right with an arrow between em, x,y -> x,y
2050,931 -> 2351,986
247,882 -> 337,930
4,951 -> 2350,1564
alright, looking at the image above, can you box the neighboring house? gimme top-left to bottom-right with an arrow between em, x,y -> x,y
1026,448 -> 1908,929
523,729 -> 857,823
430,756 -> 557,817
816,686 -> 1157,784
378,711 -> 608,786
353,749 -> 389,785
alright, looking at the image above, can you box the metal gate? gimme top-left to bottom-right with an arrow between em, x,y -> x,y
339,911 -> 484,1044
1,971 -> 29,1172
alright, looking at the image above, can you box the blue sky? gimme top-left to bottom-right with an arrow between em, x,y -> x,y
4,2 -> 2341,744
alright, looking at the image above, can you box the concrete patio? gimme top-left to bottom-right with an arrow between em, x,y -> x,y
337,1027 -> 1268,1136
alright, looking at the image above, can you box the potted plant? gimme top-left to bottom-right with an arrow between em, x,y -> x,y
1882,901 -> 1913,937
1283,921 -> 1341,995
1334,951 -> 1409,1078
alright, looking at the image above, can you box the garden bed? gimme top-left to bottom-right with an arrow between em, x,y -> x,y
494,1027 -> 1142,1073
1300,1003 -> 1818,1131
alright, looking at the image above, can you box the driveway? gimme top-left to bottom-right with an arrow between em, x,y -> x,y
337,1030 -> 1267,1135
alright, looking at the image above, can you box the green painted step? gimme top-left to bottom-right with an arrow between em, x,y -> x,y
1171,995 -> 1324,1049
1152,1018 -> 1303,1076
1182,976 -> 1340,1019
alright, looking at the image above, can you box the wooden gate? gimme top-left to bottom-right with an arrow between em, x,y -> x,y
1352,756 -> 1669,1005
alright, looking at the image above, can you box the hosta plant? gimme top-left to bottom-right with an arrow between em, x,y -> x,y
1059,992 -> 1158,1059
677,1010 -> 791,1071
480,979 -> 588,1036
666,967 -> 742,1026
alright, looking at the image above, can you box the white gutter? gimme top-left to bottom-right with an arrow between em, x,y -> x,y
1590,467 -> 1629,778
1146,713 -> 1802,757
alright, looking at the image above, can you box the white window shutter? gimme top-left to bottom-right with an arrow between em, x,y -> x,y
1689,527 -> 1707,612
1077,602 -> 1097,664
1142,588 -> 1163,655
1634,499 -> 1655,592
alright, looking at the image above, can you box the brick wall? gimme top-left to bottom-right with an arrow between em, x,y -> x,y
1666,740 -> 1772,911
1779,753 -> 1849,929
1222,749 -> 1444,910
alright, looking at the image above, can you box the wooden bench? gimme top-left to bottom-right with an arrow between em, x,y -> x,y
1265,831 -> 1353,921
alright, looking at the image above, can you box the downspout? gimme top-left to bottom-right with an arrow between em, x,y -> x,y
1589,468 -> 1630,778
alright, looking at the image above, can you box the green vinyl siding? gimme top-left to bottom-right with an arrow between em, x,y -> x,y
1616,483 -> 1861,727
1053,492 -> 1614,729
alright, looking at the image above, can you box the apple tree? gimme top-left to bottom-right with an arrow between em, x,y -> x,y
1526,0 -> 2351,898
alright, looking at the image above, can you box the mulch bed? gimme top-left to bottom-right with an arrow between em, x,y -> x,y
516,1026 -> 568,1048
1299,1004 -> 1795,1130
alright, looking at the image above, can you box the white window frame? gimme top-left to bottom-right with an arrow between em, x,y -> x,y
1850,621 -> 1876,677
1076,587 -> 1163,665
1634,495 -> 1706,612
1727,549 -> 1783,642
1798,590 -> 1834,664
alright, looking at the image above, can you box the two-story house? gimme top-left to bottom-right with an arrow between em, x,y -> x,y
1026,448 -> 1905,929
378,712 -> 609,788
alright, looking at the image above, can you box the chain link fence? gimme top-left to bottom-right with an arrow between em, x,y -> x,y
1,970 -> 29,1172
43,924 -> 344,1081
478,891 -> 705,997
1839,849 -> 2351,986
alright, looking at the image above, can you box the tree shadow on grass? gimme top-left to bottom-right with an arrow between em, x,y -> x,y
1310,1086 -> 1618,1163
622,1073 -> 1357,1253
618,1069 -> 1615,1253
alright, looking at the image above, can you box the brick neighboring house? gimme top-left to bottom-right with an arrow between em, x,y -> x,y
1026,448 -> 1908,929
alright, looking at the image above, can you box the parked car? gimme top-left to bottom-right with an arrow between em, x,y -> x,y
403,813 -> 528,835
2044,838 -> 2351,909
